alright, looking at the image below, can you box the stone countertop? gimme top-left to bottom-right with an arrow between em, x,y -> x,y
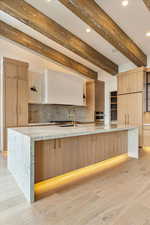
8,124 -> 138,141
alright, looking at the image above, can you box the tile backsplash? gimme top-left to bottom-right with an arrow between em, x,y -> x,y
28,104 -> 90,123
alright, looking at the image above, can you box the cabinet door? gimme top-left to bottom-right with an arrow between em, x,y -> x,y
35,140 -> 56,182
127,93 -> 143,127
117,95 -> 128,125
35,139 -> 65,182
86,81 -> 95,121
17,63 -> 28,81
17,80 -> 28,126
127,93 -> 143,146
4,58 -> 18,79
95,81 -> 105,112
118,93 -> 143,146
117,67 -> 144,95
5,78 -> 18,127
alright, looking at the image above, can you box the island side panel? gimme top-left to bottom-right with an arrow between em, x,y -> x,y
8,129 -> 34,202
128,128 -> 139,159
35,130 -> 128,183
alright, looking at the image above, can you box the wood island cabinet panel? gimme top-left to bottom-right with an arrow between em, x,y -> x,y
117,67 -> 144,95
35,131 -> 128,183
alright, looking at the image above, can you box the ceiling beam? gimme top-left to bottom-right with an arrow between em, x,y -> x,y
58,0 -> 147,67
0,0 -> 118,75
143,0 -> 150,10
0,21 -> 98,80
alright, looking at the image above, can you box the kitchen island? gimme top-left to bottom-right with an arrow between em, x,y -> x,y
8,124 -> 139,202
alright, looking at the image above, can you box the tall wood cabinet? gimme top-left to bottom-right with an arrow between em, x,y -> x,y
86,80 -> 105,122
1,57 -> 29,151
117,67 -> 145,147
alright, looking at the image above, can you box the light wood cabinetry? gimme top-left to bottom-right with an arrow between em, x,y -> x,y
86,81 -> 95,121
118,67 -> 144,95
1,57 -> 29,151
5,78 -> 18,127
86,80 -> 105,121
118,93 -> 143,145
35,131 -> 128,183
17,80 -> 28,126
117,67 -> 145,147
95,80 -> 105,112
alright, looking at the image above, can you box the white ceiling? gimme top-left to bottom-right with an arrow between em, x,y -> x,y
24,0 -> 130,65
1,0 -> 150,72
96,0 -> 150,55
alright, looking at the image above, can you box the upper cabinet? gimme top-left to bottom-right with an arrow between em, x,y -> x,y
2,57 -> 29,150
95,80 -> 105,112
117,67 -> 145,95
86,80 -> 105,121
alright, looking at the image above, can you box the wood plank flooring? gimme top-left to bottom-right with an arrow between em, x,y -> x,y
1,150 -> 150,225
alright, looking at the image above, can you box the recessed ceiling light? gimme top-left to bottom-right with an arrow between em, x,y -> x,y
122,0 -> 128,7
146,32 -> 150,37
46,0 -> 51,2
86,28 -> 91,33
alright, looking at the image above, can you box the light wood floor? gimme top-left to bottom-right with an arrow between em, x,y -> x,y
1,150 -> 150,225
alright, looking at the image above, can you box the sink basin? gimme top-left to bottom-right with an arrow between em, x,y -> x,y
59,124 -> 77,127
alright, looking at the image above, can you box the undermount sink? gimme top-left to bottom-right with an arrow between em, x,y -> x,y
59,124 -> 77,127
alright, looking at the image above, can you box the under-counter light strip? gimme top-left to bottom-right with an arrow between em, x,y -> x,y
35,154 -> 129,197
143,147 -> 150,151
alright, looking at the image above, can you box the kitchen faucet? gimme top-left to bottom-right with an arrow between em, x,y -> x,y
68,107 -> 76,127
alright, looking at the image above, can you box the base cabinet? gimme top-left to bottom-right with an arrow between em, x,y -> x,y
35,131 -> 128,183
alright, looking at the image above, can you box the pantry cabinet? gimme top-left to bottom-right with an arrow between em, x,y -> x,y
118,92 -> 143,146
1,57 -> 29,151
86,80 -> 105,121
117,67 -> 145,147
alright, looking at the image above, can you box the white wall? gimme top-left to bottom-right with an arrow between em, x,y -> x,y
119,62 -> 136,72
0,38 -> 86,78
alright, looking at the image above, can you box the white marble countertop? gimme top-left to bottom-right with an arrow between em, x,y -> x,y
8,124 -> 138,141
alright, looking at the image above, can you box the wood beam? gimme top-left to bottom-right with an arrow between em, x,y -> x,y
0,21 -> 98,80
143,0 -> 150,10
58,0 -> 147,67
0,0 -> 118,75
